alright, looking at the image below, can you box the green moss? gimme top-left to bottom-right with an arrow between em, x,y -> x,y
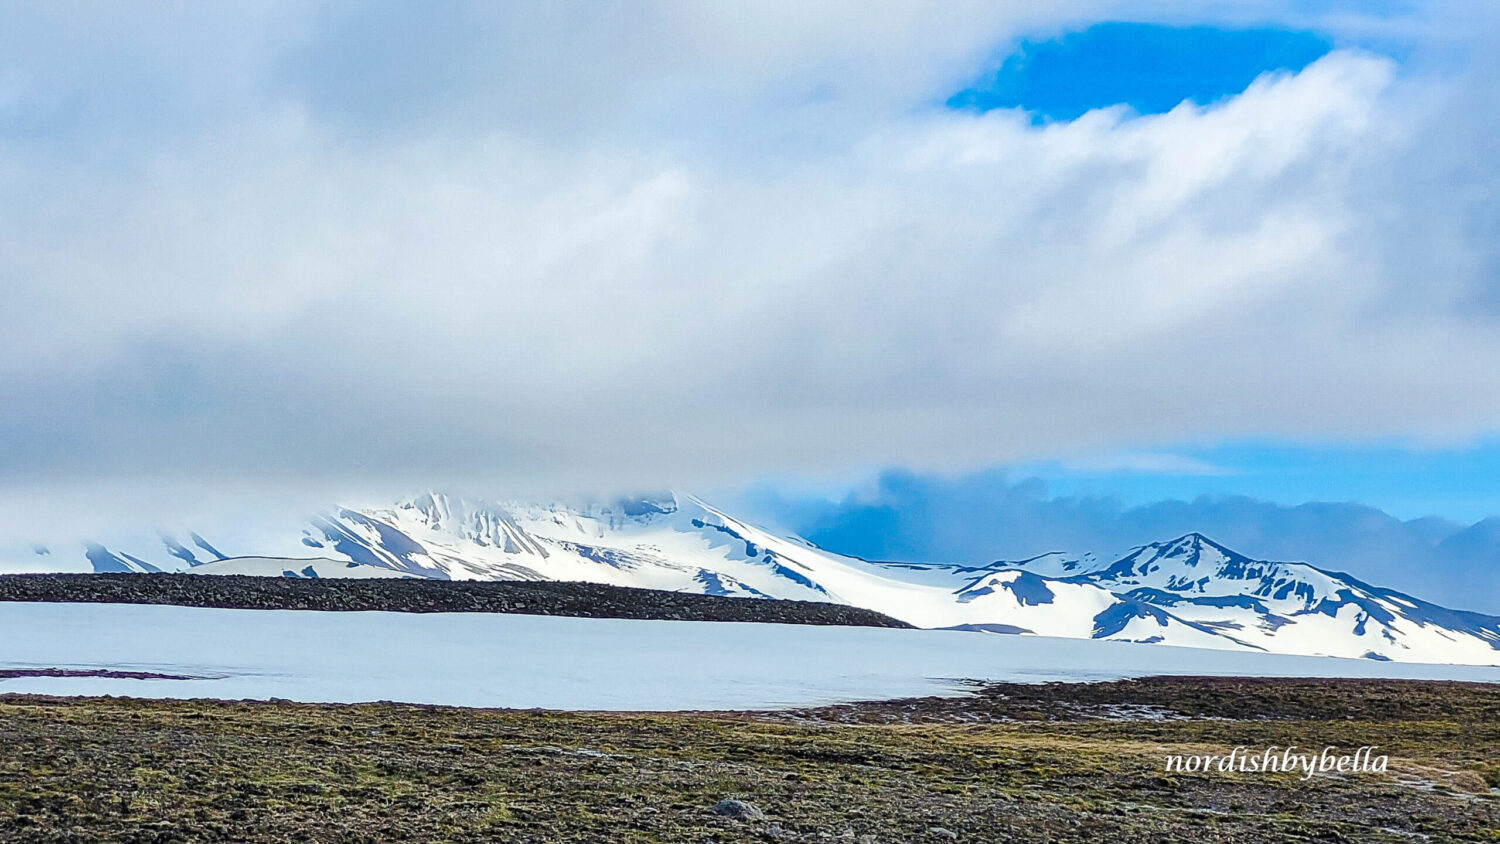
0,678 -> 1496,842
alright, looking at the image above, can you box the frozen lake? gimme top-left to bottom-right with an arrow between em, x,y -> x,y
3,603 -> 1498,710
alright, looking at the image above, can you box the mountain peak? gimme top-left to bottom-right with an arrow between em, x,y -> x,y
1141,532 -> 1246,562
1097,532 -> 1259,584
1122,533 -> 1236,566
1161,531 -> 1227,550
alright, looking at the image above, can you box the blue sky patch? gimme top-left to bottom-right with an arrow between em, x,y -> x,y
1009,440 -> 1500,522
948,22 -> 1333,121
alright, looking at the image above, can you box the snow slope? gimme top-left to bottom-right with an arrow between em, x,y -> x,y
188,557 -> 422,579
8,493 -> 1500,665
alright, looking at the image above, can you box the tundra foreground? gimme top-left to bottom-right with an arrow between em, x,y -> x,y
0,677 -> 1496,842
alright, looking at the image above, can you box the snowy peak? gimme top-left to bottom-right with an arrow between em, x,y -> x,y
1091,533 -> 1340,608
1038,533 -> 1500,664
1101,532 -> 1246,578
7,497 -> 1500,666
398,493 -> 551,556
891,530 -> 1500,664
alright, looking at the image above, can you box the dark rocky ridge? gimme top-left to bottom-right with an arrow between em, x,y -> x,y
0,573 -> 912,628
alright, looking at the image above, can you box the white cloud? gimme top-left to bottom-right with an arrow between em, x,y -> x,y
1058,453 -> 1236,475
0,2 -> 1497,504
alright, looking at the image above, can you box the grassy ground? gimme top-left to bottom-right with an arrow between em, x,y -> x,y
0,677 -> 1496,842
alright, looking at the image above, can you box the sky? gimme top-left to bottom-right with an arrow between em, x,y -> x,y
3,2 -> 1500,555
947,21 -> 1336,119
1002,441 -> 1500,524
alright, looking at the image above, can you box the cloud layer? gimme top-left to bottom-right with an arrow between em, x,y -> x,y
1,2 -> 1498,507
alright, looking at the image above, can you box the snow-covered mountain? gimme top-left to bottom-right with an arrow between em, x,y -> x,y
9,493 -> 1500,665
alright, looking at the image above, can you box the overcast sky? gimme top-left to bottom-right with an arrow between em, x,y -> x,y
3,2 -> 1499,534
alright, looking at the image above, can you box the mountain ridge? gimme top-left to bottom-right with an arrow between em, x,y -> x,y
8,491 -> 1499,665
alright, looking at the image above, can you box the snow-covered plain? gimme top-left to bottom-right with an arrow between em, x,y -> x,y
2,603 -> 1497,710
